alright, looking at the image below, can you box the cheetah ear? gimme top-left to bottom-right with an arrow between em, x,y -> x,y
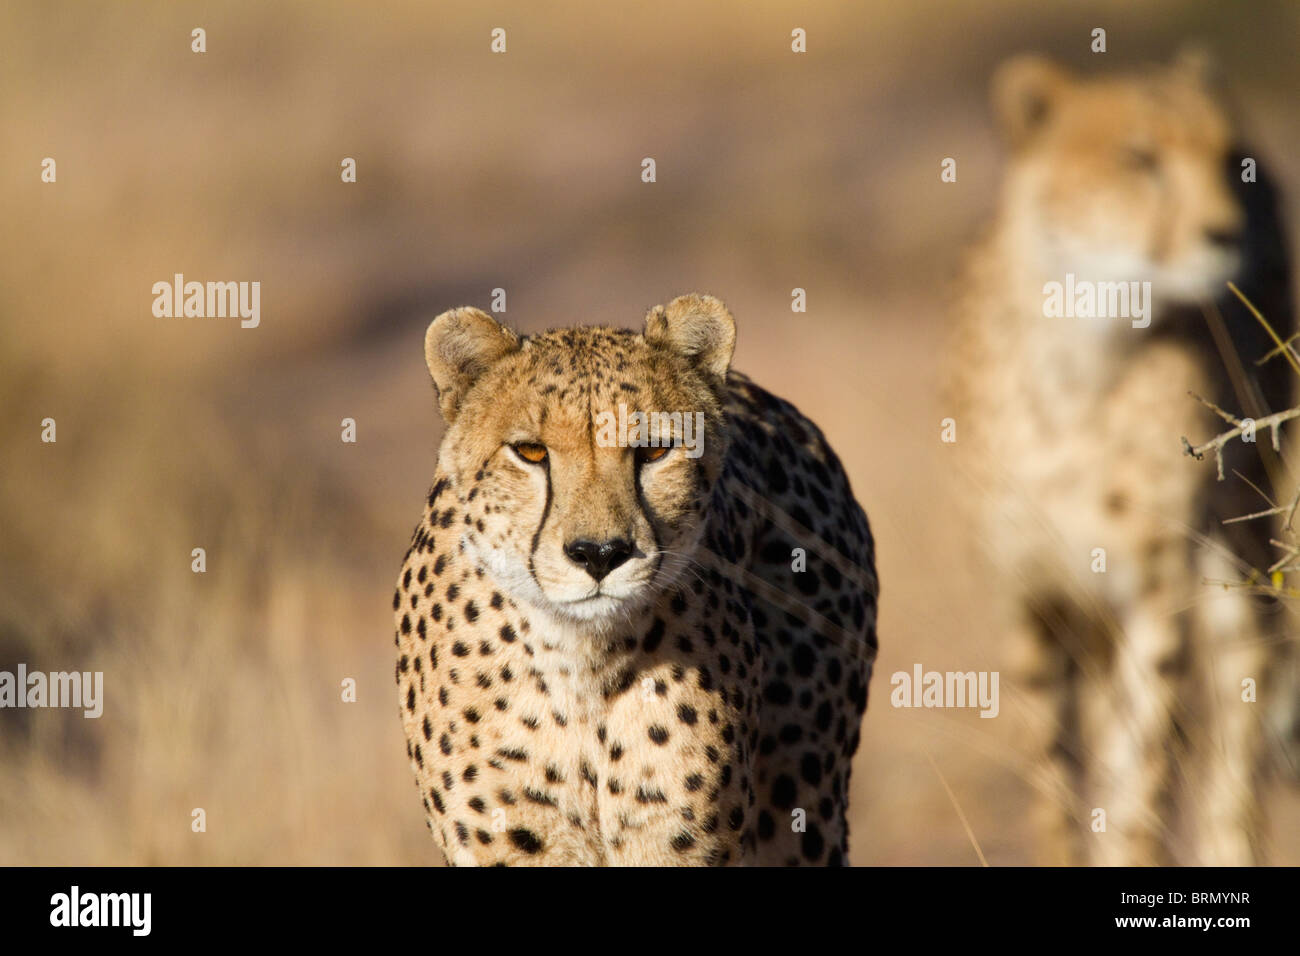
991,54 -> 1072,150
644,294 -> 736,380
1172,44 -> 1220,91
424,307 -> 520,423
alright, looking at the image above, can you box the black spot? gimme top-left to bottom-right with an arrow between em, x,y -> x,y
508,828 -> 544,854
771,774 -> 797,809
800,752 -> 823,786
802,823 -> 825,862
763,681 -> 793,706
794,569 -> 820,596
524,787 -> 557,807
676,704 -> 698,726
648,725 -> 670,745
815,700 -> 833,731
767,461 -> 789,494
670,832 -> 696,852
601,666 -> 636,699
791,643 -> 815,677
642,618 -> 666,653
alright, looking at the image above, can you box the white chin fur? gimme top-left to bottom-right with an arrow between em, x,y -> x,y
1152,250 -> 1241,303
1047,243 -> 1240,305
463,532 -> 657,632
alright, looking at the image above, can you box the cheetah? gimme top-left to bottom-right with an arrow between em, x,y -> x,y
394,294 -> 878,865
949,51 -> 1296,865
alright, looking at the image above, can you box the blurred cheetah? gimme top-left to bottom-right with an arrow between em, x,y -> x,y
950,52 -> 1295,865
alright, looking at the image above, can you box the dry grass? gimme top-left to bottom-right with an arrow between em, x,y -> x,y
2,0 -> 1298,865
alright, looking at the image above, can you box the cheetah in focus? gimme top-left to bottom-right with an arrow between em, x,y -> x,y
394,294 -> 878,865
950,52 -> 1296,865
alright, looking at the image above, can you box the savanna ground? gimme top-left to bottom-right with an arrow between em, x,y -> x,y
1,0 -> 1297,864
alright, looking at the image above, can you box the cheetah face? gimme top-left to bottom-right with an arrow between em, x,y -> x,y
422,295 -> 735,630
993,51 -> 1245,304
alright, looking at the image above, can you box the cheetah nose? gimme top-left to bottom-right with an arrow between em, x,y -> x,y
564,538 -> 634,582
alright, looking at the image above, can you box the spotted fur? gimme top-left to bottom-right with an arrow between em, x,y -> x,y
395,294 -> 878,865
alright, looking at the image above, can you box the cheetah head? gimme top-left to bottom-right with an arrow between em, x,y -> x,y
422,294 -> 734,631
992,49 -> 1246,302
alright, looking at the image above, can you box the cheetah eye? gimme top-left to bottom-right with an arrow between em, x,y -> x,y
636,445 -> 670,465
1121,145 -> 1159,172
511,442 -> 548,464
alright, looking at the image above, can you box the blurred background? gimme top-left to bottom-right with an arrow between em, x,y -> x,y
1,0 -> 1297,864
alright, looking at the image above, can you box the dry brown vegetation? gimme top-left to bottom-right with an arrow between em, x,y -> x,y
2,0 -> 1298,864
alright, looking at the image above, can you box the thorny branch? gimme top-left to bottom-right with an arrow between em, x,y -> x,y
1184,283 -> 1300,594
1180,392 -> 1299,480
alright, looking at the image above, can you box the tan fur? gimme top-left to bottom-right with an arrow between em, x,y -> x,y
950,54 -> 1294,865
396,295 -> 878,865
